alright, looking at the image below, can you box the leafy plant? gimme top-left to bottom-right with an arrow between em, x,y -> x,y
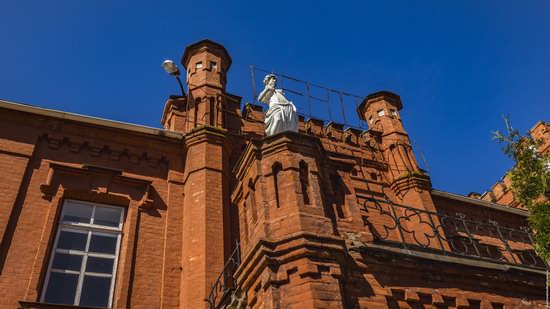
493,117 -> 550,260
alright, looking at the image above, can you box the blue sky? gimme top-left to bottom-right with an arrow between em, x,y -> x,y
1,1 -> 549,195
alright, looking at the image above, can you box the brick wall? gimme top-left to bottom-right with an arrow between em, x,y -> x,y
0,106 -> 189,308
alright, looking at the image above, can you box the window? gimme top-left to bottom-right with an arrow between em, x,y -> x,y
195,61 -> 203,69
368,115 -> 374,124
272,162 -> 282,208
299,160 -> 310,205
42,200 -> 124,308
377,109 -> 385,117
210,61 -> 217,70
390,109 -> 398,117
330,174 -> 346,219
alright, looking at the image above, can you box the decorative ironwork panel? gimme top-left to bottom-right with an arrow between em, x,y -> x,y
362,197 -> 547,270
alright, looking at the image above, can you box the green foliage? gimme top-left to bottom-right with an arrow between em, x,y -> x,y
399,170 -> 426,180
529,204 -> 550,260
493,117 -> 550,260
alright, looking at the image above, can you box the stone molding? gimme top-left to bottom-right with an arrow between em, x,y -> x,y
389,172 -> 432,197
39,162 -> 153,208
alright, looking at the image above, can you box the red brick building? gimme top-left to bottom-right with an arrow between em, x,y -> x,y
472,121 -> 550,209
0,39 -> 547,309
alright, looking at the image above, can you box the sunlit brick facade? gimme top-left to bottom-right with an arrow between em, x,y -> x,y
0,39 -> 546,309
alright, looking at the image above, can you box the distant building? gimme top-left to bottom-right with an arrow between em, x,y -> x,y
0,39 -> 546,309
473,121 -> 550,209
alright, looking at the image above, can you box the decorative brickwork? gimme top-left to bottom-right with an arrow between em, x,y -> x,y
0,39 -> 546,309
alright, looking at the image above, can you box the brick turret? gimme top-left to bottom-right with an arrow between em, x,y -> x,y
359,91 -> 405,136
358,91 -> 420,177
182,39 -> 231,95
177,39 -> 234,308
161,40 -> 233,133
358,92 -> 440,243
182,39 -> 231,129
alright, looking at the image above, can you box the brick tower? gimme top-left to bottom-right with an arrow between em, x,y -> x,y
358,91 -> 434,210
170,39 -> 234,308
232,132 -> 350,308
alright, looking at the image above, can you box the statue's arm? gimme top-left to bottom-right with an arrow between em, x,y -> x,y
258,86 -> 274,104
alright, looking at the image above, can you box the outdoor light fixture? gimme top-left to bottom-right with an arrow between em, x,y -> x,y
162,59 -> 185,96
162,60 -> 180,76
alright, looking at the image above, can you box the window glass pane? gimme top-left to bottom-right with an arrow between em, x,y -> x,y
86,256 -> 114,274
44,272 -> 78,305
89,233 -> 117,254
57,230 -> 87,251
94,206 -> 122,227
52,253 -> 82,271
79,276 -> 111,308
63,202 -> 92,224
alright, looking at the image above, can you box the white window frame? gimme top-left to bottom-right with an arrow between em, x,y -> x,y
41,199 -> 124,308
210,61 -> 218,71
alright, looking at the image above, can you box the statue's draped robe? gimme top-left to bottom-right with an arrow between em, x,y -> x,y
264,89 -> 299,136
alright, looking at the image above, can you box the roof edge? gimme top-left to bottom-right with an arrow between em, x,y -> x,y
529,120 -> 548,133
181,39 -> 232,69
431,189 -> 529,217
357,90 -> 402,120
0,99 -> 184,140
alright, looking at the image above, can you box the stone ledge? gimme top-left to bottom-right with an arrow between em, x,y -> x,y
19,301 -> 100,309
351,242 -> 546,275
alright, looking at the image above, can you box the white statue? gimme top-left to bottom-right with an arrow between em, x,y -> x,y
258,74 -> 299,136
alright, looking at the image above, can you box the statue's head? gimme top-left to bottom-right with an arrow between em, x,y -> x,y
263,74 -> 277,87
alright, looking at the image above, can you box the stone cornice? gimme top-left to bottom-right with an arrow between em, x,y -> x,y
183,125 -> 231,148
351,242 -> 546,276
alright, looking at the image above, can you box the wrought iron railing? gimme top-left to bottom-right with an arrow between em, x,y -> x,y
250,65 -> 368,131
362,197 -> 548,270
205,241 -> 241,309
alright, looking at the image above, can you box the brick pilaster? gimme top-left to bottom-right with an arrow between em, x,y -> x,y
180,126 -> 231,308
